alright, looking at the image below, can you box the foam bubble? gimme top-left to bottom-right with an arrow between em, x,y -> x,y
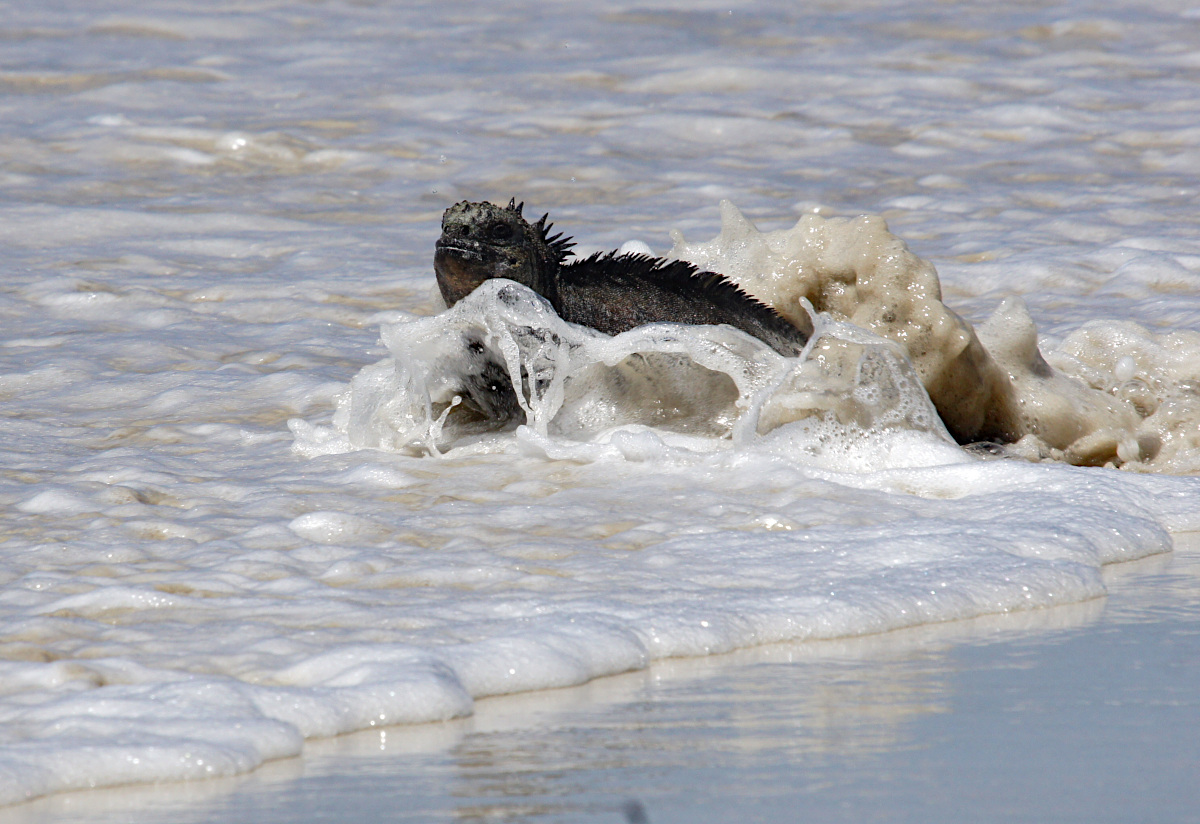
296,277 -> 964,472
667,200 -> 1199,471
667,200 -> 1013,444
16,489 -> 97,515
1045,320 -> 1200,473
288,512 -> 392,545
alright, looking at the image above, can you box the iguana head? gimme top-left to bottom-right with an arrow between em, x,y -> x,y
434,199 -> 575,307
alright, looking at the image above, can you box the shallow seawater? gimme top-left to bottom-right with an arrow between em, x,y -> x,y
3,536 -> 1199,824
2,0 -> 1200,815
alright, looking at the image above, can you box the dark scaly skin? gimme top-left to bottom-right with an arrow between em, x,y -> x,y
434,199 -> 813,356
434,199 -> 567,308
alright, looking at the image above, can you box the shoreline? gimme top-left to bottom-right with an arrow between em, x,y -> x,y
5,534 -> 1196,824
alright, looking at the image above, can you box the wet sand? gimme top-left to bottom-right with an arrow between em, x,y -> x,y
5,534 -> 1197,824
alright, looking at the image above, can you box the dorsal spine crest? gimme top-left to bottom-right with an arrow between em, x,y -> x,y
435,199 -> 811,357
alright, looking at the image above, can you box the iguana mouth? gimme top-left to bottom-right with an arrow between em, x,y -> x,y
435,237 -> 485,259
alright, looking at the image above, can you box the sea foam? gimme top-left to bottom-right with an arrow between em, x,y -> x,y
4,0 -> 1200,808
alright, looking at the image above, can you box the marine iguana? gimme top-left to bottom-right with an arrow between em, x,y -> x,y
434,199 -> 813,357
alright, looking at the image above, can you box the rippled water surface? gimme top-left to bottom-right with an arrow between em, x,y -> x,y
2,0 -> 1200,819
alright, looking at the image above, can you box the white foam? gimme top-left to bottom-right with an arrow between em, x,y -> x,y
3,0 -> 1200,810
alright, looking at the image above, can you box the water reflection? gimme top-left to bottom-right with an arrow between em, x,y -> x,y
0,589 -> 1115,824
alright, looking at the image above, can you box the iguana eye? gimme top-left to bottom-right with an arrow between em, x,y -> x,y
489,222 -> 513,240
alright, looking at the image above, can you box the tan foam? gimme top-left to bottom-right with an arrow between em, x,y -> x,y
669,201 -> 1191,469
1046,320 -> 1200,472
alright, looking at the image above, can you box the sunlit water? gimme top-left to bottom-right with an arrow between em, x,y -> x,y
2,0 -> 1200,814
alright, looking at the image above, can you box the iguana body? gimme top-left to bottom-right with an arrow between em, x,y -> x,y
434,199 -> 812,356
